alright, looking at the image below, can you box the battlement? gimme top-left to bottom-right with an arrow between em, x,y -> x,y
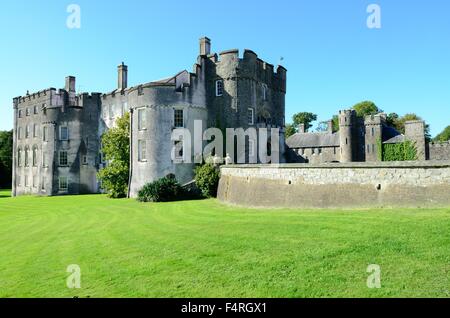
208,46 -> 286,79
364,113 -> 386,126
338,109 -> 356,127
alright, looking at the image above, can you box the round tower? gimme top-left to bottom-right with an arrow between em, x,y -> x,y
339,109 -> 354,162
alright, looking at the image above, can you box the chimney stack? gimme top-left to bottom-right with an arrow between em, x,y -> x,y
65,76 -> 76,93
327,120 -> 333,133
298,123 -> 305,133
199,37 -> 211,56
118,62 -> 128,90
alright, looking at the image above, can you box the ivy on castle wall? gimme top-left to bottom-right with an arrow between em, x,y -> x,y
380,140 -> 417,161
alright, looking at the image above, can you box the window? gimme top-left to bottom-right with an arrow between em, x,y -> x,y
262,85 -> 267,101
215,80 -> 223,96
59,176 -> 68,191
174,141 -> 183,160
18,175 -> 22,186
41,177 -> 46,190
138,140 -> 147,162
33,124 -> 38,138
248,139 -> 255,157
367,144 -> 370,153
42,153 -> 48,167
372,144 -> 375,153
59,151 -> 68,166
371,127 -> 374,137
32,175 -> 37,188
43,126 -> 48,142
109,104 -> 114,119
174,109 -> 184,128
122,102 -> 128,116
18,127 -> 22,140
24,174 -> 29,187
248,108 -> 254,125
34,105 -> 38,114
25,125 -> 30,138
32,147 -> 38,166
60,126 -> 68,140
345,138 -> 348,145
137,108 -> 146,130
82,155 -> 88,165
18,110 -> 22,118
26,108 -> 30,116
18,149 -> 22,166
318,148 -> 322,154
24,148 -> 29,167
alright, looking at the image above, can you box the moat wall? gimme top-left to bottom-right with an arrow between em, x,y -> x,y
217,161 -> 450,208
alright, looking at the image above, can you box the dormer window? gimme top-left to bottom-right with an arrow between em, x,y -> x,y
215,80 -> 223,97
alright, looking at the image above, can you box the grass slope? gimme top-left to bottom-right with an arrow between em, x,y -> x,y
0,190 -> 449,298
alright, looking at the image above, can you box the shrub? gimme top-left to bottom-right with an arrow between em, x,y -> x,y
137,174 -> 182,202
194,164 -> 220,198
382,141 -> 417,161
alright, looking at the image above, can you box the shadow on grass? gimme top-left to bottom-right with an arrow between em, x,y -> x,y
0,189 -> 11,198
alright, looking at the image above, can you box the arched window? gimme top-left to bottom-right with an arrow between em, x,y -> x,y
32,147 -> 38,167
17,148 -> 22,166
24,147 -> 29,166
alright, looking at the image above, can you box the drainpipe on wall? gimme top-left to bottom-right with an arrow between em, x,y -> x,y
127,108 -> 133,198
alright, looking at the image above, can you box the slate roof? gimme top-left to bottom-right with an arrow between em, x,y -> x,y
383,134 -> 405,144
286,132 -> 340,148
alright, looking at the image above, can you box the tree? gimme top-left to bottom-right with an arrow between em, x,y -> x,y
330,115 -> 339,132
352,101 -> 381,118
387,113 -> 431,140
292,112 -> 317,132
434,125 -> 450,142
285,123 -> 296,138
97,113 -> 130,198
315,121 -> 329,132
0,130 -> 13,188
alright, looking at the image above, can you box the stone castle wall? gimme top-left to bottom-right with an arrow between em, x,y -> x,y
218,161 -> 450,208
428,141 -> 450,161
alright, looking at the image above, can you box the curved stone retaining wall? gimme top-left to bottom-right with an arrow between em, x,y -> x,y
217,161 -> 450,208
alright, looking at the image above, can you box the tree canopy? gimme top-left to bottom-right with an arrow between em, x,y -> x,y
0,130 -> 13,188
285,112 -> 318,138
352,101 -> 381,118
434,125 -> 450,142
97,113 -> 130,198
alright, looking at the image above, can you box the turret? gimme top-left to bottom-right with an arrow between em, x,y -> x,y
364,114 -> 384,161
338,109 -> 355,162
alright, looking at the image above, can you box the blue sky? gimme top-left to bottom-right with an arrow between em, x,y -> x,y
1,0 -> 449,136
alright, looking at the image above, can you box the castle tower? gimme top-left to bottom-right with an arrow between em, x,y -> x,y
405,120 -> 426,160
338,109 -> 355,162
364,114 -> 384,161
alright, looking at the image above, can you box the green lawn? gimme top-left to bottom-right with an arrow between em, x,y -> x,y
0,189 -> 449,298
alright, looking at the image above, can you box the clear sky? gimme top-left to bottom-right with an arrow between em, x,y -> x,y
1,0 -> 449,136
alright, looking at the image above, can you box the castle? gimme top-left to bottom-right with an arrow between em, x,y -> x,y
11,37 -> 287,197
286,110 -> 449,163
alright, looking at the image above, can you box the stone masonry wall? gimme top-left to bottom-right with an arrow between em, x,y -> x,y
428,142 -> 450,161
218,161 -> 450,208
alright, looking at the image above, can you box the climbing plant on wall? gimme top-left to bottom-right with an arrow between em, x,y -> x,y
381,141 -> 417,161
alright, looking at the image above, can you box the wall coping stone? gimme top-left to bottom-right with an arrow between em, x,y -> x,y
221,160 -> 450,170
